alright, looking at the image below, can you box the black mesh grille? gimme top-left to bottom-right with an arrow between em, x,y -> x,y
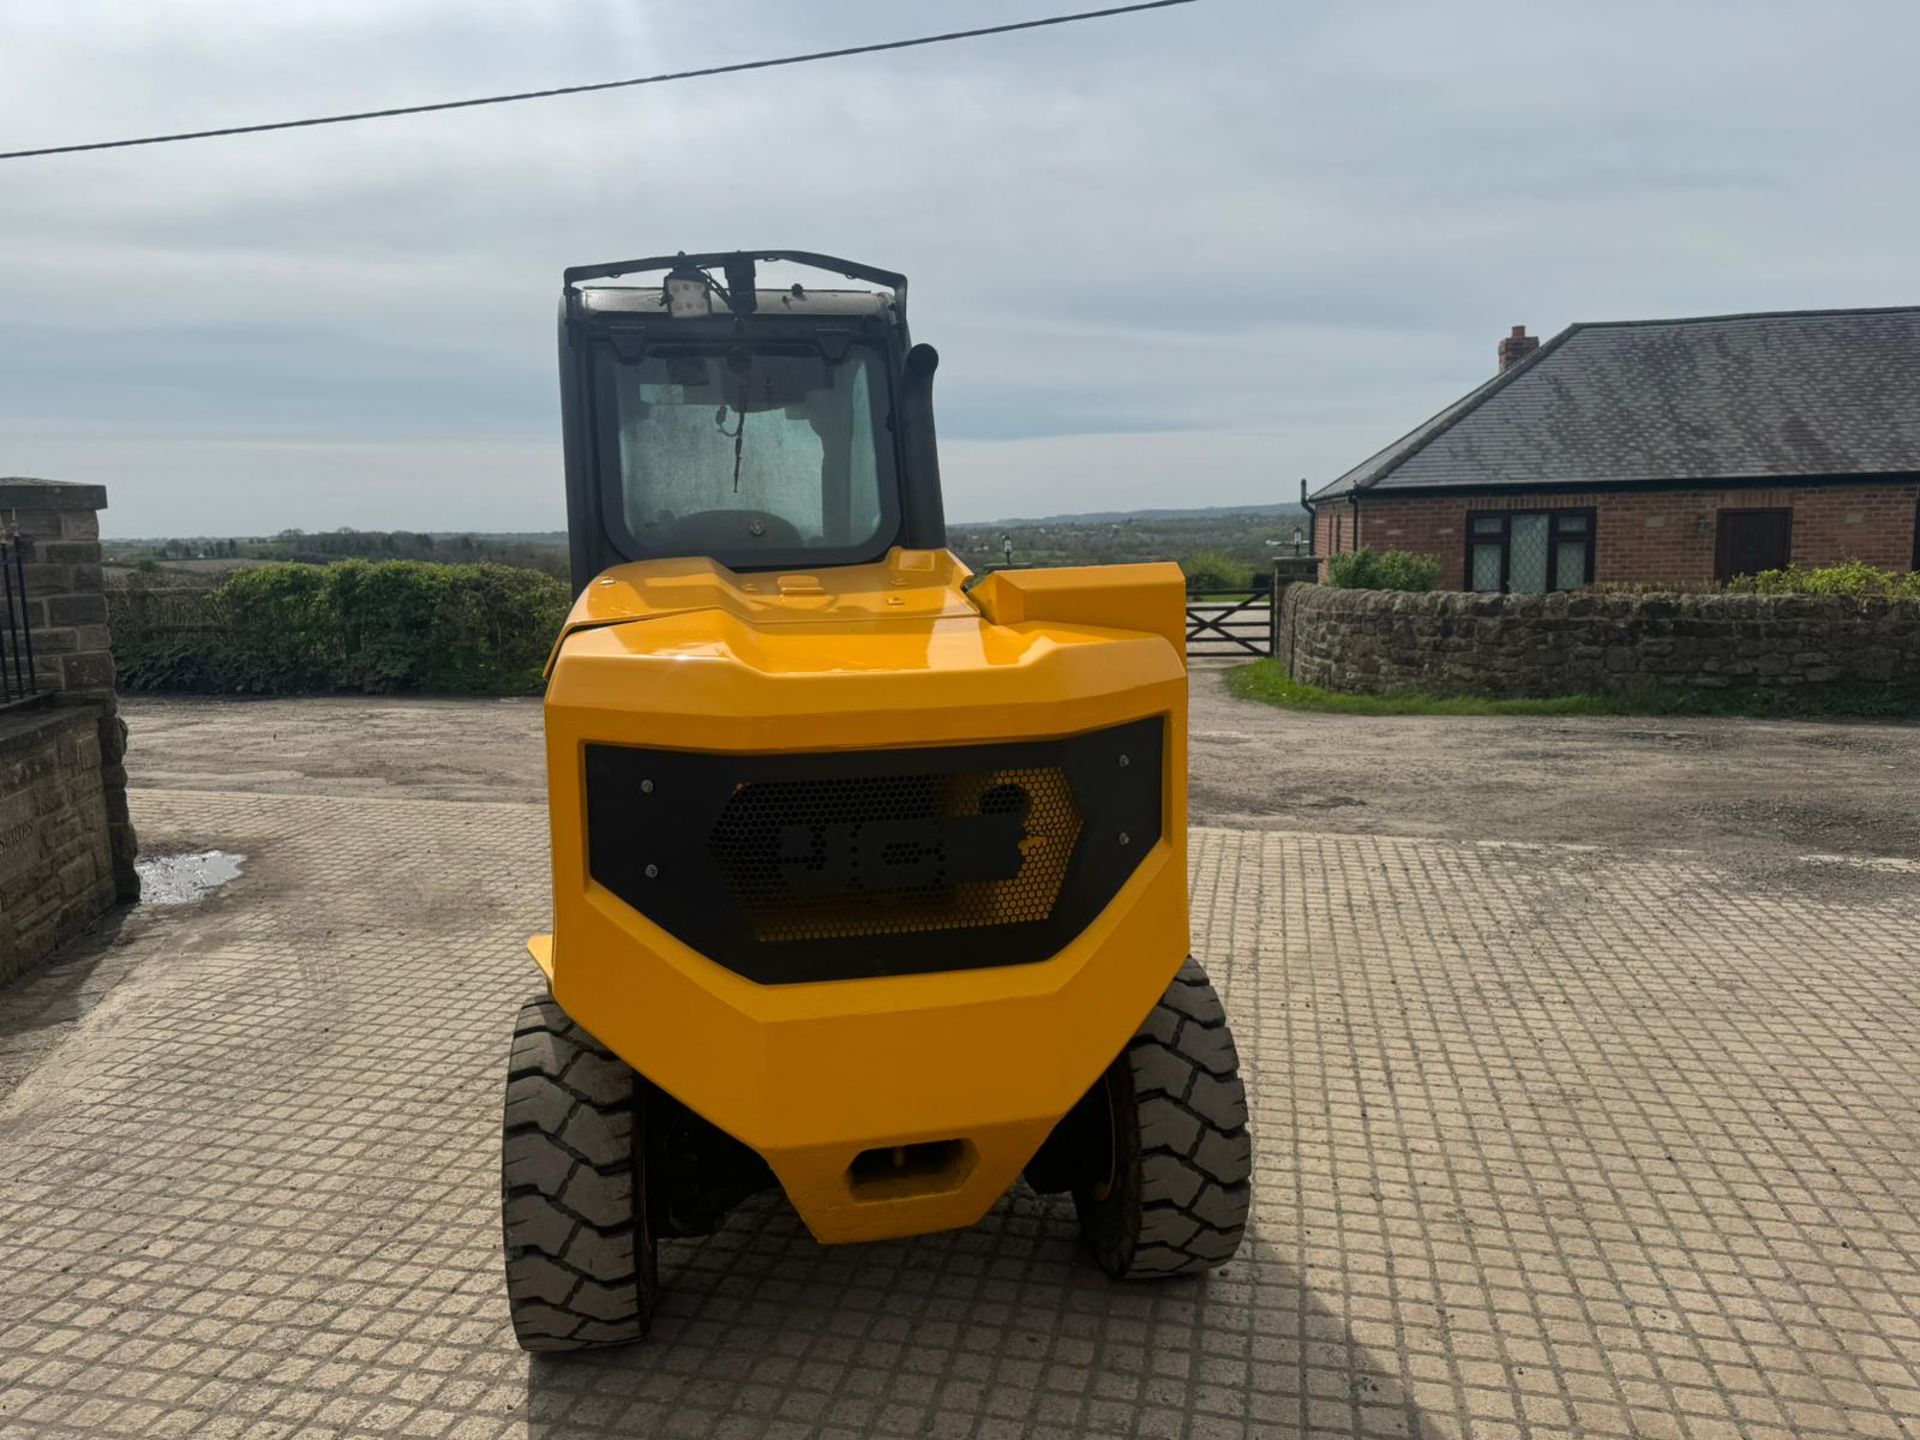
585,717 -> 1163,984
711,766 -> 1080,942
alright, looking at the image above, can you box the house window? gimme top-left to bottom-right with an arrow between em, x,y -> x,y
1467,510 -> 1594,594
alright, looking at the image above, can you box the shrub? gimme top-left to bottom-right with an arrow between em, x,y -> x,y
215,563 -> 345,691
114,560 -> 570,695
1593,562 -> 1920,599
1179,550 -> 1254,592
1323,547 -> 1441,592
1726,561 -> 1920,598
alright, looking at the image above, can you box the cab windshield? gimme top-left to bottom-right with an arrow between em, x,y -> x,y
599,345 -> 896,564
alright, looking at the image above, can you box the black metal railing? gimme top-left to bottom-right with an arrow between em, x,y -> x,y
1185,581 -> 1273,658
1,535 -> 38,705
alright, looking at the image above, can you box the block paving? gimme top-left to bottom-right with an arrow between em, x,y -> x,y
1,782 -> 1917,1438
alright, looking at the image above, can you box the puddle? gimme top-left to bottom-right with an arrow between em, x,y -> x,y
137,851 -> 245,906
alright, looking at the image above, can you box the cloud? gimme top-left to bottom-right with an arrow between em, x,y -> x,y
2,0 -> 1916,534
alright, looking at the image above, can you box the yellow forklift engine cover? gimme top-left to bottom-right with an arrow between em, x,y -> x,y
537,549 -> 1190,1243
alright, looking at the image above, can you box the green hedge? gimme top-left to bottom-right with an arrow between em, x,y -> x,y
1727,560 -> 1920,598
1593,561 -> 1920,599
1178,549 -> 1255,592
1323,547 -> 1441,592
114,561 -> 571,694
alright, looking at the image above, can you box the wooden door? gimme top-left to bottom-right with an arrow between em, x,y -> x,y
1715,509 -> 1791,581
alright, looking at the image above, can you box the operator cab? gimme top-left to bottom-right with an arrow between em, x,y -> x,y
558,251 -> 947,593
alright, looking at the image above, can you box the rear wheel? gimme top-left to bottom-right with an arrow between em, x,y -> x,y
500,994 -> 657,1351
1073,958 -> 1251,1278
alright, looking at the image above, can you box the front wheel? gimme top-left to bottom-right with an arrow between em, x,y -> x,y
500,994 -> 657,1351
1074,958 -> 1252,1278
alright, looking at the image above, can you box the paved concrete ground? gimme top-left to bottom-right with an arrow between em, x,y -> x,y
118,675 -> 1920,860
2,687 -> 1918,1439
1185,668 -> 1920,865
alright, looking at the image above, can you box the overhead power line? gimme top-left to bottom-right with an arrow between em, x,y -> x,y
0,0 -> 1196,162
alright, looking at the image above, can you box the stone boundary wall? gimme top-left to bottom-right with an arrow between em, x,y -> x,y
1276,583 -> 1920,699
0,706 -> 119,984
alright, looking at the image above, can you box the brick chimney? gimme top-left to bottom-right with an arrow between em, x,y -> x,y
1498,324 -> 1539,372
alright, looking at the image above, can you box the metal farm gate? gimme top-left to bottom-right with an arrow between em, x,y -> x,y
1185,581 -> 1272,659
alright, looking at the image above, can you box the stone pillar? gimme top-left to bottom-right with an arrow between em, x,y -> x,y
0,477 -> 139,902
1270,555 -> 1319,671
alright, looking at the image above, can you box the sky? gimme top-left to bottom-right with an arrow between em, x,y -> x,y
3,0 -> 1917,538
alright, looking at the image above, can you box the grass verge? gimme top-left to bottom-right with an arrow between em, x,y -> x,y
1225,660 -> 1918,719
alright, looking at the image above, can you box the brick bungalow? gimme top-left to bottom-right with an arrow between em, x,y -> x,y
1309,307 -> 1920,590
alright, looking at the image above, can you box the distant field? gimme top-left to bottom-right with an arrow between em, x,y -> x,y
951,506 -> 1308,572
104,529 -> 568,583
105,503 -> 1312,588
102,557 -> 253,587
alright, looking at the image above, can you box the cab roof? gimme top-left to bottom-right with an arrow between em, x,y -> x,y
575,286 -> 897,320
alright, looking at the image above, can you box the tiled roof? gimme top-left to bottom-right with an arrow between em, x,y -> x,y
1313,307 -> 1920,499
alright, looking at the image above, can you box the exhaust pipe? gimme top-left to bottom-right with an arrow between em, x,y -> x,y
900,343 -> 948,549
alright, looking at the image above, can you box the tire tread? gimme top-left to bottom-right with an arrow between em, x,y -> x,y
501,993 -> 653,1351
1075,958 -> 1251,1280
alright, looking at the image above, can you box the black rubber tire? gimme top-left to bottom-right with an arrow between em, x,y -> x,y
501,993 -> 657,1351
1074,958 -> 1252,1278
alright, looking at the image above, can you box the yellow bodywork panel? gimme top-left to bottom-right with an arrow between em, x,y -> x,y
526,934 -> 555,981
541,549 -> 1189,1243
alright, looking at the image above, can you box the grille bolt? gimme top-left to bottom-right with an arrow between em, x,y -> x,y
1118,754 -> 1130,768
641,779 -> 654,794
1118,832 -> 1131,847
644,863 -> 659,879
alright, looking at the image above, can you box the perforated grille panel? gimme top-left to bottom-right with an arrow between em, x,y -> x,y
585,717 -> 1163,984
711,766 -> 1081,942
